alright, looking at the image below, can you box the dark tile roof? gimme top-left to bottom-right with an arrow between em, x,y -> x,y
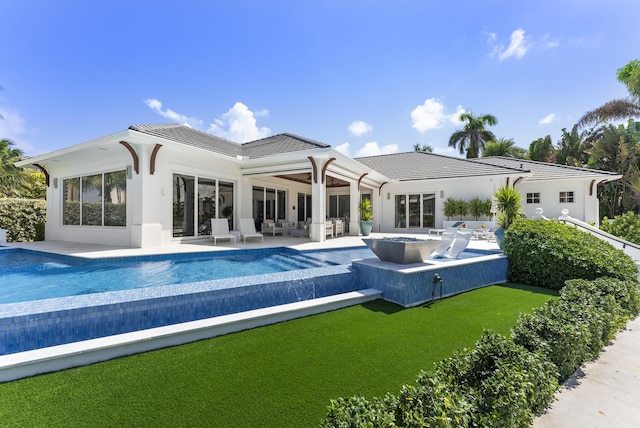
241,133 -> 330,158
355,152 -> 525,181
470,157 -> 620,181
129,124 -> 329,159
129,123 -> 242,157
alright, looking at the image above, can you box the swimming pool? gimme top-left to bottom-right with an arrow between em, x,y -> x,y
0,247 -> 374,304
0,245 -> 378,355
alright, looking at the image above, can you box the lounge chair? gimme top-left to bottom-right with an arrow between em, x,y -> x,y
210,218 -> 236,245
431,232 -> 455,258
445,230 -> 472,259
239,218 -> 264,244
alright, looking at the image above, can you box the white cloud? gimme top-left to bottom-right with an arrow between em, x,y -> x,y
348,120 -> 372,136
0,106 -> 35,154
411,99 -> 466,133
208,102 -> 271,143
489,30 -> 559,61
499,28 -> 529,61
449,105 -> 467,125
355,141 -> 399,157
539,113 -> 556,125
334,142 -> 350,156
144,98 -> 203,128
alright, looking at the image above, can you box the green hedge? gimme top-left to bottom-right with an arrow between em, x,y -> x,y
504,219 -> 638,289
0,198 -> 46,242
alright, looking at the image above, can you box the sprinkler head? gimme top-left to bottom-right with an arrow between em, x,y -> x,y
433,273 -> 442,284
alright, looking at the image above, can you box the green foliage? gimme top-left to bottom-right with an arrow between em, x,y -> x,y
321,395 -> 397,428
448,112 -> 498,158
443,197 -> 457,220
0,198 -> 46,242
493,185 -> 521,229
504,219 -> 637,289
512,277 -> 639,380
601,211 -> 640,244
617,59 -> 640,100
444,197 -> 490,221
359,198 -> 373,221
482,138 -> 527,159
468,197 -> 485,220
324,330 -> 559,427
528,135 -> 554,162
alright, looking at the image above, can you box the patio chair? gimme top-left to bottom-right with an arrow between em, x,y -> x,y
445,230 -> 472,259
261,220 -> 284,236
334,219 -> 344,236
325,220 -> 334,238
239,218 -> 264,244
210,218 -> 236,245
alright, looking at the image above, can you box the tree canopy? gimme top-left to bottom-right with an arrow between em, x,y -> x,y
448,112 -> 498,158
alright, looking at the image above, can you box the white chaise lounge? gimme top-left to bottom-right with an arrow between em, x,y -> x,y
210,218 -> 236,245
239,218 -> 264,244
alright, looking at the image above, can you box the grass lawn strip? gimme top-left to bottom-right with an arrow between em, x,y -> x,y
0,284 -> 556,427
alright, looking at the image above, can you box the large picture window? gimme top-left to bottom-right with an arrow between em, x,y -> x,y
63,170 -> 126,227
395,193 -> 435,229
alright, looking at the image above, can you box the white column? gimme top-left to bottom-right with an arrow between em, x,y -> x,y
309,157 -> 327,242
349,180 -> 360,235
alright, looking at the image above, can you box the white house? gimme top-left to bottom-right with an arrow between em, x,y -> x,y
16,123 -> 621,247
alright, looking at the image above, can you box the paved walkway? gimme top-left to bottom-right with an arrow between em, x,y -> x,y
534,316 -> 640,427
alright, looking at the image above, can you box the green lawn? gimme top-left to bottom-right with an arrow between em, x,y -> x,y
0,284 -> 556,427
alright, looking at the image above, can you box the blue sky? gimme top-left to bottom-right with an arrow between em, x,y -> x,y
1,0 -> 639,158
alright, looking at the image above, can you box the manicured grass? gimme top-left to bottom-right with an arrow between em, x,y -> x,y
0,284 -> 556,427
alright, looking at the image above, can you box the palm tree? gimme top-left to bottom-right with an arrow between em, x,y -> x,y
528,135 -> 555,162
556,125 -> 589,167
413,143 -> 433,152
587,120 -> 640,216
482,138 -> 527,158
448,112 -> 498,158
0,139 -> 28,197
578,59 -> 640,128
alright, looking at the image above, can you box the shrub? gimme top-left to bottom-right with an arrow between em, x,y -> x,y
321,394 -> 396,428
512,276 -> 640,381
433,330 -> 558,426
0,198 -> 47,242
504,219 -> 638,289
600,211 -> 640,245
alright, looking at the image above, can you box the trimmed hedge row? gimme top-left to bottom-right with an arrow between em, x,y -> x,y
320,219 -> 640,427
0,198 -> 46,242
504,219 -> 638,289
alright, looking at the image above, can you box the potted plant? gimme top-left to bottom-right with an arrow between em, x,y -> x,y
493,185 -> 522,248
358,198 -> 373,236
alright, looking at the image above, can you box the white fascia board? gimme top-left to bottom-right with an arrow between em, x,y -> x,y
15,129 -> 134,167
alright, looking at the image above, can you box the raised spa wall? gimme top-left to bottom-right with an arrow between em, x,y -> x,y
352,250 -> 508,307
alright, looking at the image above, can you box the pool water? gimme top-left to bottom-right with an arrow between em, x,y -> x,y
0,247 -> 375,304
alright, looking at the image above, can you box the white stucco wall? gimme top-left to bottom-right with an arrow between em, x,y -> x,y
377,176 -> 507,232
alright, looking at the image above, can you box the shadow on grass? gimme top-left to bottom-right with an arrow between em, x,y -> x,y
361,299 -> 405,314
362,283 -> 558,315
